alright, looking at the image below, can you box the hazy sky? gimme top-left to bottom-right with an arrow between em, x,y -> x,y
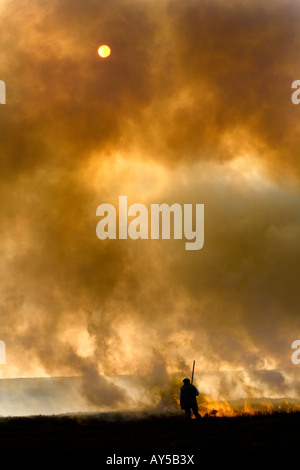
0,0 -> 300,407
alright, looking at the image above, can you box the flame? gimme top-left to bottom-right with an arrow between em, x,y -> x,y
200,400 -> 236,417
171,390 -> 300,418
109,376 -> 300,419
197,399 -> 300,418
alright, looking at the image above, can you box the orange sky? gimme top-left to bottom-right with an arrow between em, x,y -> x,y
0,0 -> 300,407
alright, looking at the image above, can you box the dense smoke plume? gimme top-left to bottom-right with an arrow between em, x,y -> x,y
0,0 -> 300,412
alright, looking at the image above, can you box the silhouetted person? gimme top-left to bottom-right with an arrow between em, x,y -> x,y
180,378 -> 201,420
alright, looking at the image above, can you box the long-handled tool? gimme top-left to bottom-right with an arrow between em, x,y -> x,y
191,360 -> 195,384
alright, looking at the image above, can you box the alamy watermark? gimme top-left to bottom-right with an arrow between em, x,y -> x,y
0,340 -> 5,364
291,80 -> 300,105
291,340 -> 300,365
96,196 -> 204,251
0,80 -> 6,104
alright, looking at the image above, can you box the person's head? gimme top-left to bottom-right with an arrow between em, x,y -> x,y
183,378 -> 190,385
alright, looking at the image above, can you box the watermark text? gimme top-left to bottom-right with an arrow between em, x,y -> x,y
291,340 -> 300,364
0,80 -> 6,104
96,196 -> 204,251
0,340 -> 5,364
291,80 -> 300,105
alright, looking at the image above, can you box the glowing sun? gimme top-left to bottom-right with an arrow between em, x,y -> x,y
98,45 -> 111,58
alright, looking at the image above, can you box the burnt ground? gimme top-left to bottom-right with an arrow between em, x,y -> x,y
0,411 -> 298,464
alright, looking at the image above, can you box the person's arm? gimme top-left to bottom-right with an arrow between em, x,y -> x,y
194,386 -> 199,396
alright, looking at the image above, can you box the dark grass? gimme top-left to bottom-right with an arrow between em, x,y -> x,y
0,410 -> 299,463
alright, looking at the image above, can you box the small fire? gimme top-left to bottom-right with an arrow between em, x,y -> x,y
198,399 -> 300,418
146,377 -> 300,419
172,393 -> 300,418
200,400 -> 237,418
